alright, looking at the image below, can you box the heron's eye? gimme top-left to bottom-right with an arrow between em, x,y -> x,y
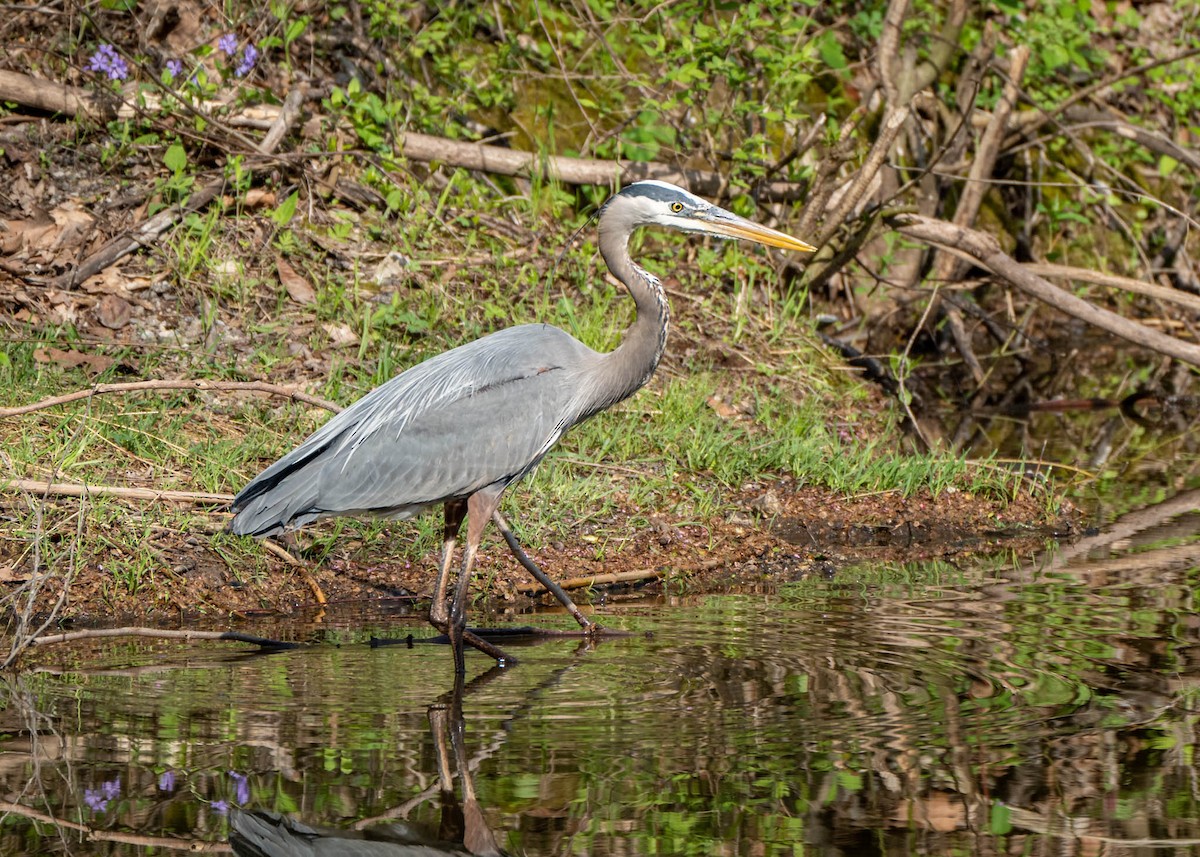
670,201 -> 684,213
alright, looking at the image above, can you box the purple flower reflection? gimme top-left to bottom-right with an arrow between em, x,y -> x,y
211,799 -> 230,814
229,771 -> 250,805
158,770 -> 176,792
83,778 -> 119,813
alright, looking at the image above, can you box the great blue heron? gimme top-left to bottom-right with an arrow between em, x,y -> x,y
229,180 -> 814,671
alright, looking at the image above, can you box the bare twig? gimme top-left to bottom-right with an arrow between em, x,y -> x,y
928,45 -> 1031,384
815,105 -> 911,248
2,478 -> 231,505
516,559 -> 723,595
0,379 -> 343,419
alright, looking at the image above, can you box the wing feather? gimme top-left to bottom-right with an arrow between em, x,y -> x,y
230,324 -> 599,535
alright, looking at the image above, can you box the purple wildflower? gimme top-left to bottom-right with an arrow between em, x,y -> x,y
158,770 -> 176,791
87,44 -> 128,81
229,771 -> 250,805
234,44 -> 258,77
217,33 -> 238,56
165,59 -> 183,79
101,778 -> 121,800
211,799 -> 230,814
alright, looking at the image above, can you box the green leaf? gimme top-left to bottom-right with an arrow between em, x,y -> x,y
990,802 -> 1012,834
163,142 -> 187,175
271,191 -> 298,226
1159,154 -> 1179,177
285,17 -> 309,45
1043,44 -> 1070,70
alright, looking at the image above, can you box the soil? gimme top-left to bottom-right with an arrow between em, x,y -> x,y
50,481 -> 1075,628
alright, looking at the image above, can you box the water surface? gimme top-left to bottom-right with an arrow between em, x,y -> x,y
3,500 -> 1200,856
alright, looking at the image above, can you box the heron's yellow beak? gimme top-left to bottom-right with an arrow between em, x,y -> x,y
700,208 -> 816,253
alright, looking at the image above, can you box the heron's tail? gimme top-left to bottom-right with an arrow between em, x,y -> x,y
228,440 -> 331,537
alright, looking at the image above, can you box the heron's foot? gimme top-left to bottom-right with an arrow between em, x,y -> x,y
428,615 -> 516,666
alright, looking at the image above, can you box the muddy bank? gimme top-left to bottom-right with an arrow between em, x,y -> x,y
44,483 -> 1074,627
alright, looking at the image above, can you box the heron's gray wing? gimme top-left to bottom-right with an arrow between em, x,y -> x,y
229,325 -> 598,536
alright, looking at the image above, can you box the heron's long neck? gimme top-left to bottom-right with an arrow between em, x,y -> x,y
595,222 -> 670,408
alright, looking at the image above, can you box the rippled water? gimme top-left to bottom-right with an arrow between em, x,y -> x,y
4,500 -> 1200,855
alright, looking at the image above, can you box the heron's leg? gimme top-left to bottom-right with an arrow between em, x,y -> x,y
428,500 -> 467,631
446,490 -> 511,673
427,500 -> 511,669
492,510 -> 595,633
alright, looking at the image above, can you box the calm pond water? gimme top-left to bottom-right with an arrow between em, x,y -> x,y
3,492 -> 1200,856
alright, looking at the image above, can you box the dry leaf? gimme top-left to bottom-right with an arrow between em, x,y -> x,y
97,294 -> 132,329
277,255 -> 316,305
373,251 -> 410,285
0,566 -> 28,584
322,322 -> 358,347
81,267 -> 146,296
2,203 -> 94,263
707,395 -> 738,419
33,347 -> 115,374
244,189 -> 277,209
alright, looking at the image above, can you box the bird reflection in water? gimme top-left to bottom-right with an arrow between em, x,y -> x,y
228,670 -> 507,857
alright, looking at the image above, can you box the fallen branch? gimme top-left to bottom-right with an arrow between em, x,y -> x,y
0,379 -> 342,419
893,215 -> 1200,367
516,558 -> 723,595
3,478 -> 231,505
396,132 -> 805,200
0,67 -> 808,202
1025,263 -> 1200,313
27,626 -> 296,648
0,69 -> 111,119
52,182 -> 224,289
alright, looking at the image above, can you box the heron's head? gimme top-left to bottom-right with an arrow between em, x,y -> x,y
602,180 -> 815,253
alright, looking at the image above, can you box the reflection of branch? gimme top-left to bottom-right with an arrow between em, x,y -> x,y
1039,487 -> 1200,570
0,801 -> 232,852
28,627 -> 296,649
